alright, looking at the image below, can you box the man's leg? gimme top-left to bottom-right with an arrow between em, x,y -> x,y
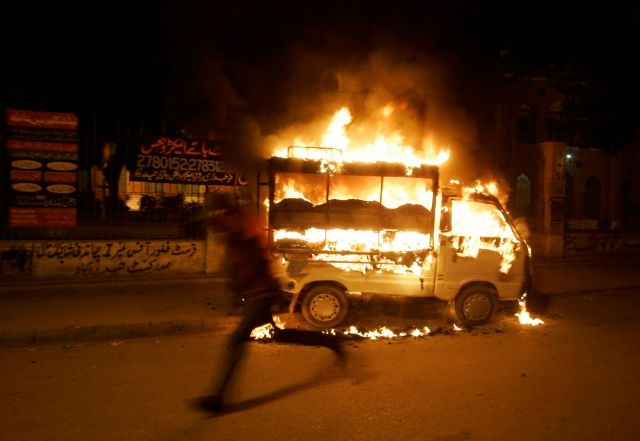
197,294 -> 274,411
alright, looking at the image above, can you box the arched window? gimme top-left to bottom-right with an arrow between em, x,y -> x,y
515,174 -> 532,217
546,100 -> 570,142
584,176 -> 601,219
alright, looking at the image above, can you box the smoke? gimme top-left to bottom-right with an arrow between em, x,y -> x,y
162,4 -> 493,182
263,39 -> 484,183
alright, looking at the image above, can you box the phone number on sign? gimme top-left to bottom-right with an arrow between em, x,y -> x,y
135,155 -> 234,173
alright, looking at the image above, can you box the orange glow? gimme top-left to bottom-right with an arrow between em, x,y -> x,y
516,294 -> 544,326
273,107 -> 450,169
452,183 -> 519,274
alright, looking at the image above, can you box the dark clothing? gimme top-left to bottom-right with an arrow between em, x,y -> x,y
207,206 -> 343,407
214,206 -> 281,295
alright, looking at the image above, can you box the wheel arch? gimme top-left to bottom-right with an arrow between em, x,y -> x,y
454,281 -> 498,302
299,280 -> 349,302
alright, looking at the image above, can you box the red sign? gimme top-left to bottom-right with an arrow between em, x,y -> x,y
10,170 -> 43,181
7,139 -> 78,153
5,108 -> 78,130
9,208 -> 77,227
44,172 -> 77,183
4,108 -> 79,227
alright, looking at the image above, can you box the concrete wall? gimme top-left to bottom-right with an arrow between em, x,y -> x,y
564,232 -> 640,256
0,240 -> 209,278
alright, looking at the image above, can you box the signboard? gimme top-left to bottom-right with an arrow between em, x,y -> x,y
4,109 -> 79,227
125,136 -> 247,186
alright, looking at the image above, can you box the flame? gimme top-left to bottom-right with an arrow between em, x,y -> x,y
250,320 -> 433,341
451,186 -> 519,274
276,178 -> 313,203
250,323 -> 275,339
274,174 -> 434,209
515,295 -> 544,326
341,325 -> 431,340
250,315 -> 286,339
275,228 -> 431,275
322,107 -> 352,149
274,107 -> 450,169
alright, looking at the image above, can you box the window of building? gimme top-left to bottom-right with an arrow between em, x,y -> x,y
514,174 -> 532,217
546,101 -> 571,143
516,104 -> 536,144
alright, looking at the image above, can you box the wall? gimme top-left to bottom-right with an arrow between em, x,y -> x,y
564,232 -> 640,256
0,240 -> 208,278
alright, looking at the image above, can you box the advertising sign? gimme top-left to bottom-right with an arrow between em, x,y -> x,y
4,109 -> 79,227
126,136 -> 247,186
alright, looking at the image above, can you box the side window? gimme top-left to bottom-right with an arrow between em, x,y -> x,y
450,200 -> 515,239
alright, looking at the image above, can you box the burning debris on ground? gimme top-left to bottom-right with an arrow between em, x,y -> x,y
249,306 -> 541,342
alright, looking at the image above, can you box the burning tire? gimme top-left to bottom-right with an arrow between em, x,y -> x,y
301,284 -> 349,329
454,285 -> 497,326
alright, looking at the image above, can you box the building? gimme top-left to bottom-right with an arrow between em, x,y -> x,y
496,71 -> 640,257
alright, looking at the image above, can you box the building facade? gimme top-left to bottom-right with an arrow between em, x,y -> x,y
496,73 -> 640,257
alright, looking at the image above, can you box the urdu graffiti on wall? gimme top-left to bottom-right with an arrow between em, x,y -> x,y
564,233 -> 640,255
34,241 -> 199,276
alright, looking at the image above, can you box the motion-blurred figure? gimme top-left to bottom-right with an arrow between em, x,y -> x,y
194,191 -> 345,413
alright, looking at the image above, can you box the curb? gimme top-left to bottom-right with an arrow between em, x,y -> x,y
0,273 -> 227,290
0,316 -> 241,348
537,284 -> 640,297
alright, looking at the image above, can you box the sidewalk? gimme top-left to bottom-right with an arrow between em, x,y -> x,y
532,257 -> 640,294
0,276 -> 239,347
2,257 -> 640,347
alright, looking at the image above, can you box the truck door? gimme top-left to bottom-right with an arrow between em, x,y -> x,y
360,249 -> 437,297
434,198 -> 527,301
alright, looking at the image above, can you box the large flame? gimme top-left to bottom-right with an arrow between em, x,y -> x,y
448,196 -> 519,274
274,106 -> 450,168
274,228 -> 431,275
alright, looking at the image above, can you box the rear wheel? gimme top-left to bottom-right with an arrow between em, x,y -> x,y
454,285 -> 497,326
301,284 -> 349,329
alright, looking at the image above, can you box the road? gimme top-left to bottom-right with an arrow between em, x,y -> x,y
2,288 -> 640,440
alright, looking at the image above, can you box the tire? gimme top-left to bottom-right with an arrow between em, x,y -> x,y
301,284 -> 349,329
454,285 -> 497,326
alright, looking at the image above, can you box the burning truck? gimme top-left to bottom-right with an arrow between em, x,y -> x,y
257,146 -> 531,329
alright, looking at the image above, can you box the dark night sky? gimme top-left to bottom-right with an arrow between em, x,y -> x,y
1,1 -> 639,154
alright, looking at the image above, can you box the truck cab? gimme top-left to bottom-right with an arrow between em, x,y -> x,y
259,155 -> 530,328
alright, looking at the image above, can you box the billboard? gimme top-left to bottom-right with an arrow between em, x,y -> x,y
125,136 -> 247,186
4,109 -> 79,227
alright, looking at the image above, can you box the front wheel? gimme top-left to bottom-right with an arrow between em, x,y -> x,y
454,285 -> 497,326
301,284 -> 349,329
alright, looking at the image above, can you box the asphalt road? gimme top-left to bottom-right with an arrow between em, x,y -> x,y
1,288 -> 640,441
